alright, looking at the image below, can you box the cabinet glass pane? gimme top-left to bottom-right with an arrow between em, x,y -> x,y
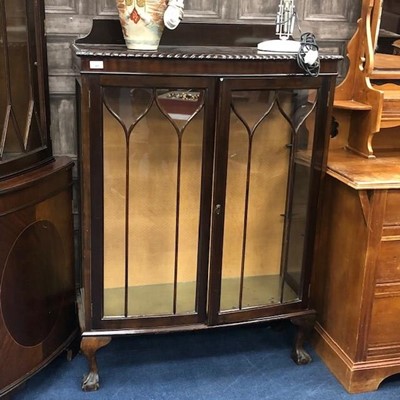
284,89 -> 317,297
102,87 -> 204,318
220,89 -> 317,312
0,0 -> 43,162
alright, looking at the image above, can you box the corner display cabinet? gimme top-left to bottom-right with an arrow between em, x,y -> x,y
73,20 -> 341,391
0,0 -> 78,396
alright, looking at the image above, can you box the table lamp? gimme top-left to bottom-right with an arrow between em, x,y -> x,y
258,0 -> 301,53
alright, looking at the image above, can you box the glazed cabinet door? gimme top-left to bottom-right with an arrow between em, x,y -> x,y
84,75 -> 216,330
0,0 -> 53,179
208,77 -> 332,325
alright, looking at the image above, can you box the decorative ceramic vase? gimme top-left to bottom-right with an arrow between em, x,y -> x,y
115,0 -> 168,50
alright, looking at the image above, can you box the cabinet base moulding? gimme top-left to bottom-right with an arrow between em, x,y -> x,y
313,323 -> 400,393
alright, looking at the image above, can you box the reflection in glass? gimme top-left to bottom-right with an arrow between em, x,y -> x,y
102,87 -> 205,318
0,0 -> 43,163
283,89 -> 317,299
220,89 -> 317,312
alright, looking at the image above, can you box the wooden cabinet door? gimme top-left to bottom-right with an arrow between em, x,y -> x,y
208,77 -> 332,325
82,73 -> 334,331
84,75 -> 217,330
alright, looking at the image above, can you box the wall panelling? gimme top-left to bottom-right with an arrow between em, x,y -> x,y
43,0 -> 360,270
45,0 -> 79,14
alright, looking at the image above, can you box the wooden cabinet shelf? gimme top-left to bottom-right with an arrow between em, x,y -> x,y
333,100 -> 372,111
331,0 -> 400,158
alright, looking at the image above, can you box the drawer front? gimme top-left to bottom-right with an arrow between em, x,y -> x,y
384,190 -> 400,225
367,285 -> 400,359
375,239 -> 400,283
368,190 -> 400,358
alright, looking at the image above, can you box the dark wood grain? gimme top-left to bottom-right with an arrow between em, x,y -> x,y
0,157 -> 78,397
74,19 -> 340,390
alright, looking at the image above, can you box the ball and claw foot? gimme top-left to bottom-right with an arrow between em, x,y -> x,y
82,371 -> 100,391
291,348 -> 312,365
80,336 -> 111,392
290,314 -> 315,365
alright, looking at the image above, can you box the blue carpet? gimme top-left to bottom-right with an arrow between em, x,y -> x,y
12,323 -> 400,400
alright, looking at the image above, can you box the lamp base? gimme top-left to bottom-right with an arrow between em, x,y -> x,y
257,39 -> 300,53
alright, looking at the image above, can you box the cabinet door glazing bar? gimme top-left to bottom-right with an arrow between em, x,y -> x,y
90,76 -> 216,329
209,77 -> 324,325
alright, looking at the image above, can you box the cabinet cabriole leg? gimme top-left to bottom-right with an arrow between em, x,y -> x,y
80,336 -> 112,391
290,314 -> 315,365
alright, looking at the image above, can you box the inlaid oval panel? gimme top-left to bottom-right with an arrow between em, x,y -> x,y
1,220 -> 65,347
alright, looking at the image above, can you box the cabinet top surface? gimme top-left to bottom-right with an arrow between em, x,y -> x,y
327,149 -> 400,189
73,20 -> 341,76
73,44 -> 341,76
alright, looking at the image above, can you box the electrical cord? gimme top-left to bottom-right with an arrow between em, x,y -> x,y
296,32 -> 320,77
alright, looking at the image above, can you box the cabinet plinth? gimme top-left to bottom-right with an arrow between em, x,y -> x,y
74,21 -> 340,391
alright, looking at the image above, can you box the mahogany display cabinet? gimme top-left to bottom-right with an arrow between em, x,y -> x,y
73,20 -> 341,391
0,0 -> 78,396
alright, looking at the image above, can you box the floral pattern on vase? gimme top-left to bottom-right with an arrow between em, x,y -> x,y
116,0 -> 168,50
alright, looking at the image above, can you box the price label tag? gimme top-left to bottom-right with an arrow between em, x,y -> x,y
89,61 -> 104,70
